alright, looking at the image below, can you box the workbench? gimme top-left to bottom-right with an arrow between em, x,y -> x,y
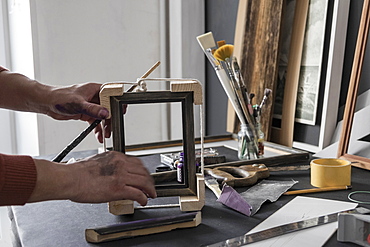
8,139 -> 370,247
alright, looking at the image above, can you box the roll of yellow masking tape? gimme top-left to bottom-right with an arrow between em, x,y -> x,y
310,158 -> 351,187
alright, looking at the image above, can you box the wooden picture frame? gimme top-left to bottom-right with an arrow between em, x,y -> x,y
292,0 -> 350,152
110,91 -> 198,197
337,0 -> 370,170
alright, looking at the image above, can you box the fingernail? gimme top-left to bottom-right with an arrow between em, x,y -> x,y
98,108 -> 109,118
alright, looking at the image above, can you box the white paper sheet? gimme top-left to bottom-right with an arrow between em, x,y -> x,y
245,196 -> 357,247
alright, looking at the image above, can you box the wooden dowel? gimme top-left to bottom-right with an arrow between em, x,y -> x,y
127,61 -> 161,92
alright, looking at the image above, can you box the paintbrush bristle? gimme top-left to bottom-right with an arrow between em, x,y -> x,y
213,44 -> 234,61
196,32 -> 216,50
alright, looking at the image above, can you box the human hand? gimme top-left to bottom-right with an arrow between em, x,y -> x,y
47,82 -> 111,143
30,151 -> 156,206
69,151 -> 156,205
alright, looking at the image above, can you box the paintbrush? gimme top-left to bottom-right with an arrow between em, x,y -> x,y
52,119 -> 102,162
249,93 -> 255,105
196,32 -> 247,125
213,44 -> 255,127
284,185 -> 352,195
232,57 -> 254,115
259,88 -> 272,110
213,43 -> 259,157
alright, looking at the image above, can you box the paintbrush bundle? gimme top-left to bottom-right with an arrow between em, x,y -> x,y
197,32 -> 259,159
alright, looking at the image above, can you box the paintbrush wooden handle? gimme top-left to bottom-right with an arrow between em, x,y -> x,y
216,69 -> 247,124
127,61 -> 161,92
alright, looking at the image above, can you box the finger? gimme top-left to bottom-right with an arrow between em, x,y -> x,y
123,173 -> 156,199
123,104 -> 128,114
103,119 -> 112,138
81,102 -> 109,119
120,186 -> 150,206
94,128 -> 103,144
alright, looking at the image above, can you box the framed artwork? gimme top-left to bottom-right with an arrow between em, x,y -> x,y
274,0 -> 329,125
293,0 -> 350,152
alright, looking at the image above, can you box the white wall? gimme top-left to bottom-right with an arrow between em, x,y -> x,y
169,1 -> 205,140
0,0 -> 15,155
0,4 -> 13,245
29,0 -> 165,155
3,0 -> 204,156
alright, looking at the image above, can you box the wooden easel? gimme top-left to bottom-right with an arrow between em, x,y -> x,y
100,79 -> 205,215
337,0 -> 370,170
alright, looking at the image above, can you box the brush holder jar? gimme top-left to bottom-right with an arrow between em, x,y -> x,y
238,124 -> 258,160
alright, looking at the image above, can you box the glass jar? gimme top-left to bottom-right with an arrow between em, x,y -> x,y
238,124 -> 259,160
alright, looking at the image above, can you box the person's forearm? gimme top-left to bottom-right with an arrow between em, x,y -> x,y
27,159 -> 76,203
0,70 -> 54,114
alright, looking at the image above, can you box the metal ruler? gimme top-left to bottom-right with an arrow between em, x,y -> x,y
204,209 -> 364,247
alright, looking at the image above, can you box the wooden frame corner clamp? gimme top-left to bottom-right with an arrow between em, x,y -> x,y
100,84 -> 125,119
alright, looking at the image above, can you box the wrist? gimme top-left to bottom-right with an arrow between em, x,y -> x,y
26,80 -> 55,115
28,159 -> 76,203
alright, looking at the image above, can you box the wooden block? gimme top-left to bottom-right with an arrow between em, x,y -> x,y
179,174 -> 205,211
99,84 -> 125,118
108,200 -> 134,215
85,211 -> 201,243
170,81 -> 203,105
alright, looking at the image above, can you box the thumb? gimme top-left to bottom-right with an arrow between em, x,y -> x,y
82,102 -> 109,119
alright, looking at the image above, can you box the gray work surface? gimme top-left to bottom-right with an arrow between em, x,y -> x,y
9,149 -> 370,247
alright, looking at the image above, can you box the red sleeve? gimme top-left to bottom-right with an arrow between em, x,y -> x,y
0,154 -> 37,206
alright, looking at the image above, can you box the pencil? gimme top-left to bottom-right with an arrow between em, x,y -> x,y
283,185 -> 352,195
